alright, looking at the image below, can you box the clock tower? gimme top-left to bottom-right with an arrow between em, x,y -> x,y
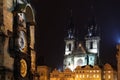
0,0 -> 36,80
13,0 -> 36,80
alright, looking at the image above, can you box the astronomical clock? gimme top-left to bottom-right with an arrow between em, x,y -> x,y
12,0 -> 36,80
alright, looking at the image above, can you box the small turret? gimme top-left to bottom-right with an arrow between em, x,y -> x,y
85,2 -> 100,66
64,9 -> 76,55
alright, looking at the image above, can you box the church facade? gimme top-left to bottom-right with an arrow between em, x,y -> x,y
63,18 -> 100,71
50,9 -> 118,80
0,0 -> 36,80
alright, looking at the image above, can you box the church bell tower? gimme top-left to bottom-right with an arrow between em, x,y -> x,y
65,29 -> 75,55
65,10 -> 75,56
63,10 -> 76,70
85,2 -> 100,65
85,25 -> 100,56
64,27 -> 75,70
85,25 -> 100,65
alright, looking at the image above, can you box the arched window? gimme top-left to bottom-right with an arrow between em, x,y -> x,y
90,41 -> 93,49
68,43 -> 71,51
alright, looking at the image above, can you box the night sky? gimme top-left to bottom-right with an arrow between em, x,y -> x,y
31,0 -> 120,69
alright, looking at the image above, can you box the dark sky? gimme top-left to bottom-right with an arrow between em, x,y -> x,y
31,0 -> 120,69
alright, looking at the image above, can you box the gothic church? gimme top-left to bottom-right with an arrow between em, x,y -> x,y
63,14 -> 100,71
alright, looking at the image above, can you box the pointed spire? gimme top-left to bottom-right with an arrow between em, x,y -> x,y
66,9 -> 75,39
69,9 -> 74,30
68,28 -> 74,39
87,0 -> 99,37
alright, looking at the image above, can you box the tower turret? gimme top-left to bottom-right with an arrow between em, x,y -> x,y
85,20 -> 100,66
63,10 -> 76,70
85,2 -> 100,65
85,25 -> 100,55
65,28 -> 75,55
64,10 -> 75,55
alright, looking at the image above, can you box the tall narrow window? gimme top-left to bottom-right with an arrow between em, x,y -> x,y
69,43 -> 71,51
90,41 -> 93,49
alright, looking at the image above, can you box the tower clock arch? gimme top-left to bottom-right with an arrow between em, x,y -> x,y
12,1 -> 36,80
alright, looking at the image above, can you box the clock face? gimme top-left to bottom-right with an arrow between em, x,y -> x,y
18,31 -> 27,53
20,59 -> 27,77
14,53 -> 31,80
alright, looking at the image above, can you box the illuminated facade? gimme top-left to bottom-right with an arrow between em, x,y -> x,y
37,66 -> 50,80
63,18 -> 100,71
52,20 -> 118,80
0,0 -> 36,80
50,64 -> 116,80
103,63 -> 116,80
61,10 -> 117,80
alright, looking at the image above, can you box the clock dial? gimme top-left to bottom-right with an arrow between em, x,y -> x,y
18,31 -> 27,53
14,53 -> 31,80
20,59 -> 27,77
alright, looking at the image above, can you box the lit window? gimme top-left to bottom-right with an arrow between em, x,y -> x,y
93,75 -> 96,78
80,75 -> 81,78
108,71 -> 111,73
83,75 -> 85,78
103,75 -> 105,79
108,75 -> 111,79
97,75 -> 99,78
90,70 -> 92,73
76,75 -> 78,78
97,70 -> 99,73
87,75 -> 89,78
87,70 -> 89,73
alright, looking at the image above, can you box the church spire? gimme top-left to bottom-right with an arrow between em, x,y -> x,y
87,0 -> 99,37
66,9 -> 75,39
64,9 -> 76,56
85,1 -> 101,66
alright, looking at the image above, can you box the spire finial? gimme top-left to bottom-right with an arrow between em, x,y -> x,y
65,9 -> 75,39
86,0 -> 100,37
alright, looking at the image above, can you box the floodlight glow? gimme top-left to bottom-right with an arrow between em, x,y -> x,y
118,39 -> 120,44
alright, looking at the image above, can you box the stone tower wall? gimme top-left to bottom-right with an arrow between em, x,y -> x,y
117,44 -> 120,80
